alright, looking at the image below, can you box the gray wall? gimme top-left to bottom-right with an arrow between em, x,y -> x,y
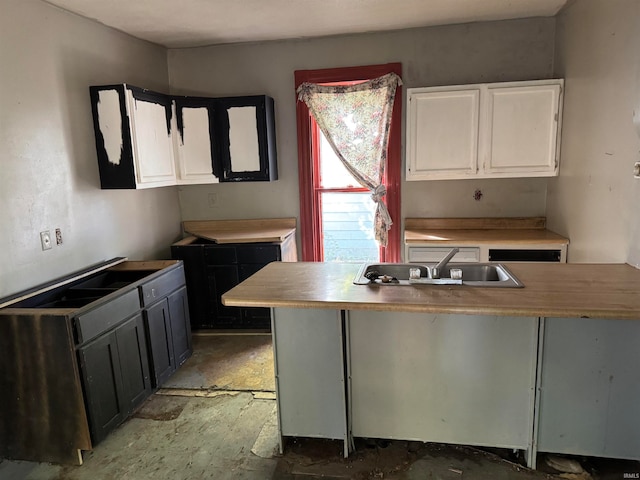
168,19 -> 556,238
549,0 -> 640,263
0,0 -> 182,298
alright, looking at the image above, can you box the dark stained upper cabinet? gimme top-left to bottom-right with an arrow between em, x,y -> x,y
89,85 -> 277,188
216,95 -> 278,182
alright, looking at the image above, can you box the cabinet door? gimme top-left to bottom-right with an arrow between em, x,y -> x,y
537,317 -> 640,460
173,97 -> 220,184
167,287 -> 193,366
238,263 -> 271,328
273,308 -> 348,445
207,265 -> 242,327
145,299 -> 175,387
216,96 -> 278,182
79,313 -> 151,444
78,330 -> 124,444
125,87 -> 176,187
171,244 -> 210,329
349,312 -> 538,450
115,313 -> 152,412
484,82 -> 562,176
90,84 -> 137,189
406,88 -> 480,180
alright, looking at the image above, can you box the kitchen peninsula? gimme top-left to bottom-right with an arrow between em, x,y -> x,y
222,261 -> 640,468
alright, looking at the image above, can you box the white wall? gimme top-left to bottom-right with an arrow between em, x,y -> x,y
0,0 -> 182,298
169,19 -> 556,227
548,0 -> 640,263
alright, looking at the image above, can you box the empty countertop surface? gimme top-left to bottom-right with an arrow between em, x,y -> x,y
404,217 -> 569,245
222,261 -> 640,320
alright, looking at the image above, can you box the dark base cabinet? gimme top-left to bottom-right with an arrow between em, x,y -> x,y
78,313 -> 151,444
172,238 -> 294,330
0,259 -> 193,465
144,286 -> 192,387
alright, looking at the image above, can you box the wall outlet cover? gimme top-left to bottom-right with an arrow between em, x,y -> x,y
40,231 -> 52,250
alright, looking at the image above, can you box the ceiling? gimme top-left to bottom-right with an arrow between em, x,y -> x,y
43,0 -> 568,49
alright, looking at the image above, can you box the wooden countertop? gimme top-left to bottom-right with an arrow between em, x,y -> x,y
404,217 -> 569,245
182,218 -> 296,244
405,229 -> 569,245
222,262 -> 640,320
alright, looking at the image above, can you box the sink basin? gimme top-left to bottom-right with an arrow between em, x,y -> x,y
353,263 -> 523,288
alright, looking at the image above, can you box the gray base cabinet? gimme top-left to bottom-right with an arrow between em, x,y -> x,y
537,317 -> 640,461
272,308 -> 349,457
348,312 -> 538,451
270,308 -> 640,468
271,308 -> 538,459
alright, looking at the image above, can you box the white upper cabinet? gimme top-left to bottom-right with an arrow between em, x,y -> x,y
406,79 -> 564,181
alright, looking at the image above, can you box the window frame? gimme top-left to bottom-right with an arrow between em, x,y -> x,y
294,63 -> 402,262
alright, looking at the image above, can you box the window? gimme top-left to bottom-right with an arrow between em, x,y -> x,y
295,63 -> 402,262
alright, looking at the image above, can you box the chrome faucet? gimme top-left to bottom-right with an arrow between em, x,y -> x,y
430,247 -> 459,279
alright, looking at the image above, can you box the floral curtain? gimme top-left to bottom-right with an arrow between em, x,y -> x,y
296,72 -> 402,247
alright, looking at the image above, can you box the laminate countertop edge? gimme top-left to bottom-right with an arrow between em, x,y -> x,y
222,262 -> 640,320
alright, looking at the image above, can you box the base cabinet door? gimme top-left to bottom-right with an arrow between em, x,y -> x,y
348,312 -> 538,451
272,308 -> 349,455
537,317 -> 640,460
144,299 -> 175,387
116,313 -> 152,412
167,287 -> 192,366
207,264 -> 242,327
78,330 -> 124,444
79,313 -> 151,444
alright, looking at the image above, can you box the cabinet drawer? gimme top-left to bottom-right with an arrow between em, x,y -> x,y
237,245 -> 280,264
140,265 -> 186,307
75,288 -> 141,344
408,247 -> 480,263
204,246 -> 237,264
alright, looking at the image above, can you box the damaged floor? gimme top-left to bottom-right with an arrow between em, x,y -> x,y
1,334 -> 638,480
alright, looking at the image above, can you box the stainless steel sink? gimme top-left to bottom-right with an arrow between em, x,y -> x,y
353,263 -> 524,288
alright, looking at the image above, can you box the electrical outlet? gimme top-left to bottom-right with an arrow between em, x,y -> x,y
634,161 -> 640,179
40,231 -> 52,251
208,193 -> 218,208
55,228 -> 63,245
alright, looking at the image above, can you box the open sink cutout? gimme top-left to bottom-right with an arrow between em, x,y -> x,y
354,263 -> 524,288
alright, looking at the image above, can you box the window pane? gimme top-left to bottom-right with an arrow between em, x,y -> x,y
321,192 -> 379,262
319,131 -> 358,188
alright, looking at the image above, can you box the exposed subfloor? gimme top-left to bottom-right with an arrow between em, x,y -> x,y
1,334 -> 638,480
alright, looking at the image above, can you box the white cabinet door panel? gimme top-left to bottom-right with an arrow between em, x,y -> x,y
228,106 -> 261,173
486,84 -> 561,175
175,105 -> 218,184
407,89 -> 479,179
126,91 -> 176,187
